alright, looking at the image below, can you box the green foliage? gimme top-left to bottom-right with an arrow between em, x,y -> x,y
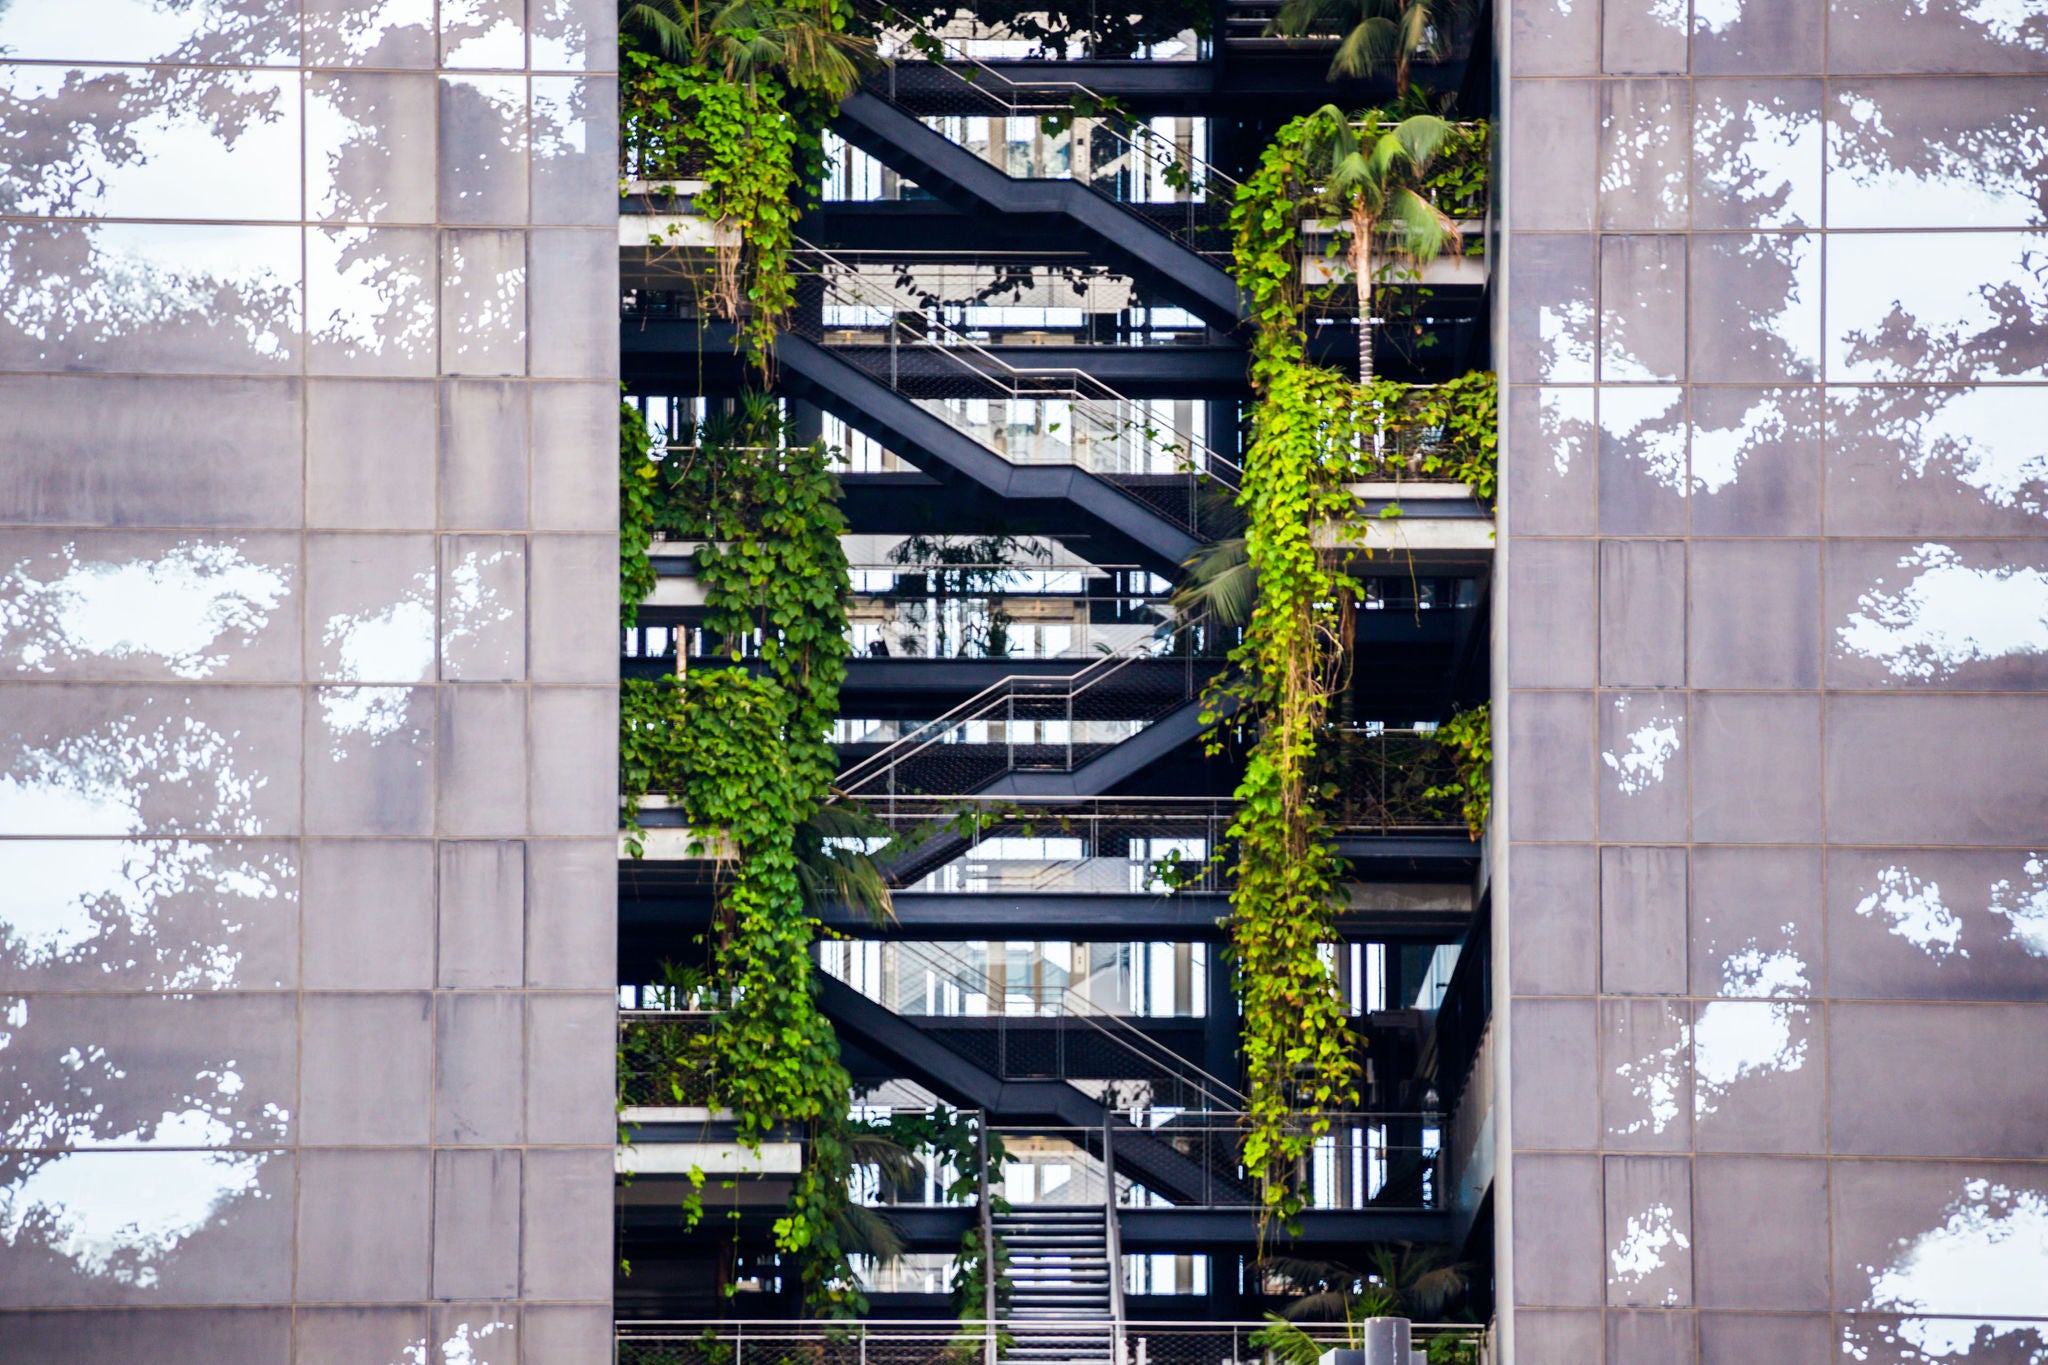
1353,372 -> 1498,500
1420,121 -> 1489,222
1424,1334 -> 1481,1365
886,0 -> 1211,58
620,399 -> 660,626
1422,703 -> 1490,840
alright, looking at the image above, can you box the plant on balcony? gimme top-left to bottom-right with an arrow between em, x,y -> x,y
1268,0 -> 1454,96
1422,702 -> 1490,840
621,0 -> 872,367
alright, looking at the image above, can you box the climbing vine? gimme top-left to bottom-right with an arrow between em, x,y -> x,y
620,399 -> 659,626
1219,106 -> 1496,1230
618,396 -> 861,1311
1423,704 -> 1491,841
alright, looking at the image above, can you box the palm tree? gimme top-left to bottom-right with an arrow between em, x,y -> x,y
1297,104 -> 1461,385
619,0 -> 871,98
1268,0 -> 1448,97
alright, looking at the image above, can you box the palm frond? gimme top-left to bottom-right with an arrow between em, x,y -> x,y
1249,1316 -> 1326,1365
1176,536 -> 1257,627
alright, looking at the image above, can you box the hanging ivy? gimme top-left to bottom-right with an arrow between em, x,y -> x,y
1423,703 -> 1491,841
620,399 -> 660,626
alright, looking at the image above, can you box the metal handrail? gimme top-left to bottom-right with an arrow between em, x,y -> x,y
792,236 -> 1243,491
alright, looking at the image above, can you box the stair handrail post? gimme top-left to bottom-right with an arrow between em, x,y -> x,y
1102,1118 -> 1128,1364
978,1110 -> 998,1365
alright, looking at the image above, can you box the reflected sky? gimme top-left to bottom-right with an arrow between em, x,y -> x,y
1833,386 -> 2048,518
1608,1200 -> 1689,1306
1830,85 -> 2048,229
1853,859 -> 2048,962
1838,543 -> 2048,680
0,0 -> 298,65
1694,86 -> 1820,229
308,226 -> 436,371
1849,1179 -> 2048,1362
1828,232 -> 2048,384
0,699 -> 277,836
0,838 -> 291,989
442,0 -> 525,69
1602,698 -> 1682,796
1600,386 -> 1688,491
0,539 -> 289,680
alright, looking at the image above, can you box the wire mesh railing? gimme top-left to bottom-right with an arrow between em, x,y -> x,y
619,1010 -> 721,1109
616,1318 -> 1495,1365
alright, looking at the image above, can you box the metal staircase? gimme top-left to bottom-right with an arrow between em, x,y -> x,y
838,36 -> 1243,328
998,1206 -> 1117,1361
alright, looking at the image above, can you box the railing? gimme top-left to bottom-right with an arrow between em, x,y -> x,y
833,612 -> 1224,801
987,1114 -> 1447,1212
619,1010 -> 721,1108
616,1318 -> 1495,1365
787,239 -> 1243,536
1318,727 -> 1469,833
866,10 -> 1237,262
819,936 -> 1244,1112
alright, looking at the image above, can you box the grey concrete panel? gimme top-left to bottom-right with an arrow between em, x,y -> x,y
1601,80 -> 1692,229
524,838 -> 617,989
529,534 -> 621,683
1602,997 -> 1694,1150
1688,385 -> 1822,534
2,684 -> 303,835
1826,539 -> 2048,691
299,993 -> 434,1146
1692,0 -> 1822,73
1824,386 -> 2048,536
308,379 -> 439,530
437,685 -> 529,838
1826,0 -> 2048,74
296,1149 -> 433,1303
1829,1159 -> 2048,1315
1602,845 -> 1689,994
439,535 -> 528,682
307,226 -> 440,378
302,839 -> 437,990
1507,538 -> 1599,687
440,230 -> 529,377
1507,691 -> 1599,841
296,1309 -> 430,1365
523,1305 -> 617,1363
528,228 -> 620,379
1510,0 -> 1598,74
1689,845 -> 1822,998
305,0 -> 437,67
1508,843 -> 1600,995
440,380 -> 531,531
435,991 -> 526,1146
529,687 -> 618,836
306,686 -> 436,836
521,1147 -> 613,1300
0,530 -> 301,683
1506,388 -> 1598,535
1509,83 -> 1599,231
1827,78 -> 2048,230
530,0 -> 619,73
439,75 -> 529,224
433,1149 -> 522,1300
0,1309 -> 292,1364
1603,0 -> 1690,71
1509,999 -> 1600,1149
1690,80 -> 1823,230
1687,234 -> 1820,383
1511,1310 -> 1602,1361
440,840 -> 527,989
1687,540 -> 1822,689
1604,1155 -> 1693,1307
1598,386 -> 1691,533
1697,1313 -> 1832,1365
442,0 -> 527,68
1599,693 -> 1689,842
1506,233 -> 1597,381
530,382 -> 621,532
1692,1157 -> 1828,1309
0,1150 -> 293,1306
305,533 -> 438,684
1830,1002 -> 2048,1158
0,375 -> 303,530
1690,692 -> 1822,843
1691,998 -> 1825,1154
532,77 -> 619,225
1511,1153 -> 1605,1307
1600,235 -> 1689,383
524,992 -> 617,1145
1604,1310 -> 1697,1363
0,838 -> 299,992
1826,696 -> 2048,845
308,72 -> 438,224
1601,538 -> 1688,686
1826,847 -> 2048,1002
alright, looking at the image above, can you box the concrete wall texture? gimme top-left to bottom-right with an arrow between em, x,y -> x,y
1497,0 -> 2048,1357
0,1 -> 621,1359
